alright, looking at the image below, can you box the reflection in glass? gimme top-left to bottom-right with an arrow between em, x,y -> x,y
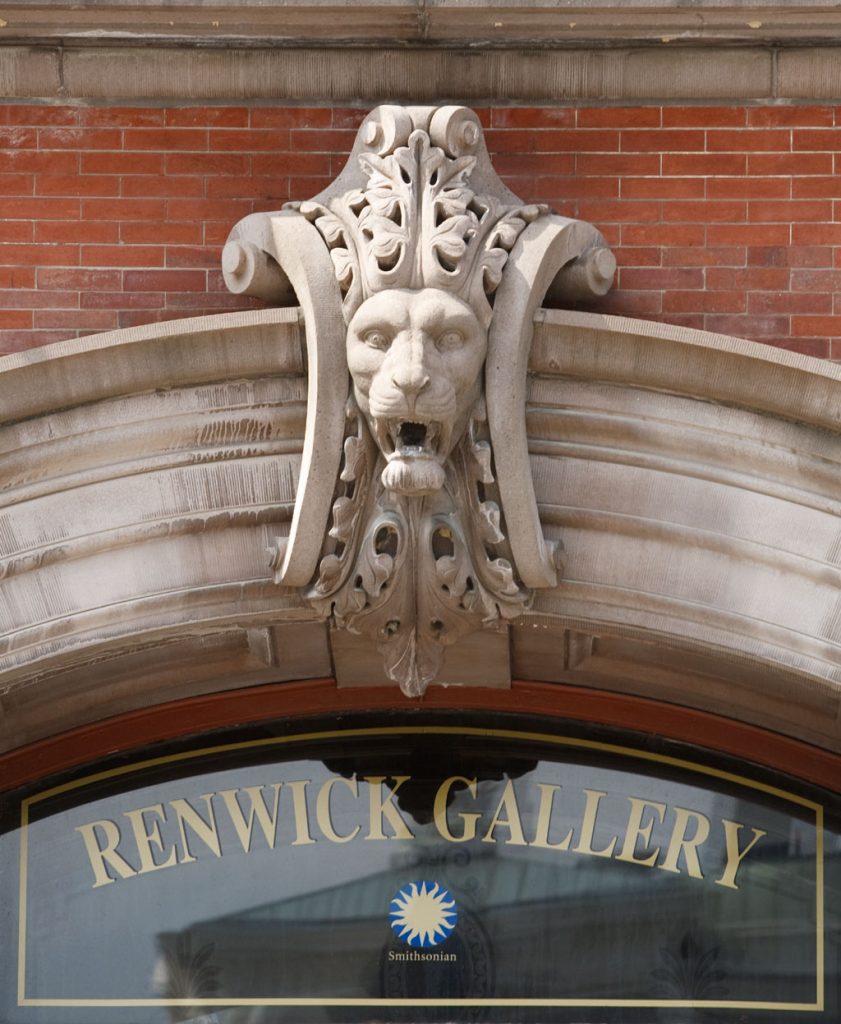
1,723 -> 837,1024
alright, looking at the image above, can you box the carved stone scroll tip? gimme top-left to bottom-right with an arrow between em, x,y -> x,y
222,239 -> 293,303
268,537 -> 288,584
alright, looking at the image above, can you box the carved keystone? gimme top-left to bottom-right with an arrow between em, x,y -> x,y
224,104 -> 615,696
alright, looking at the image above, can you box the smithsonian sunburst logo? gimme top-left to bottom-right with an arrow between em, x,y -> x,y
389,880 -> 458,948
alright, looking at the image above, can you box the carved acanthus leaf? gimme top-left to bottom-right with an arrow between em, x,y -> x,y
308,407 -> 377,609
298,123 -> 549,324
328,496 -> 356,544
329,249 -> 356,293
470,439 -> 494,485
333,522 -> 396,625
483,557 -> 523,605
313,553 -> 342,595
309,423 -> 530,695
478,501 -> 505,546
340,433 -> 366,483
379,627 -> 443,700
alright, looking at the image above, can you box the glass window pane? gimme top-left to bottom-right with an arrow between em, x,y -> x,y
1,718 -> 837,1023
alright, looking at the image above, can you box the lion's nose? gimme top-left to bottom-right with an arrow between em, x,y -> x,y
391,333 -> 431,402
392,372 -> 430,398
391,355 -> 430,397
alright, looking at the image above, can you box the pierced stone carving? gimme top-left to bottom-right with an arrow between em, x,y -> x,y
223,104 -> 616,696
307,396 -> 530,696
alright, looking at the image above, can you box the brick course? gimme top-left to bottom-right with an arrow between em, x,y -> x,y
1,103 -> 841,359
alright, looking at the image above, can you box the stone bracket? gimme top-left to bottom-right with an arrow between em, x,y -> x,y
223,104 -> 616,694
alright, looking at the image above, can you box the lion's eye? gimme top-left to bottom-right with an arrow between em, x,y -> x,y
437,330 -> 463,350
362,329 -> 390,350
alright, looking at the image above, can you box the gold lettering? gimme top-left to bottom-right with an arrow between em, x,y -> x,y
615,797 -> 666,867
286,779 -> 316,845
124,804 -> 178,875
75,819 -> 137,888
482,779 -> 527,846
715,819 -> 766,890
316,776 -> 361,843
364,776 -> 414,840
170,795 -> 221,863
218,785 -> 283,852
659,806 -> 710,878
572,789 -> 617,858
531,784 -> 573,850
434,776 -> 481,843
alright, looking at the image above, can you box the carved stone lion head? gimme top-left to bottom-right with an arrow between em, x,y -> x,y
228,104 -> 615,694
346,287 -> 487,497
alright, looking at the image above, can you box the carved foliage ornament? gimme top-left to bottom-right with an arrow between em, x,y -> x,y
223,105 -> 615,696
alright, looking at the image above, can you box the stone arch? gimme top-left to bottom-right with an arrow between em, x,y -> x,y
2,305 -> 840,755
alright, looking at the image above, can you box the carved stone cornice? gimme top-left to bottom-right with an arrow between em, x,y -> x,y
224,103 -> 615,695
5,3 -> 841,49
5,43 -> 837,104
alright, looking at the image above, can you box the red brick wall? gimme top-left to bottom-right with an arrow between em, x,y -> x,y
2,103 -> 840,358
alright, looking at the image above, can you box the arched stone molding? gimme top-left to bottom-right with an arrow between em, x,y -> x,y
2,308 -> 841,753
0,310 -> 323,752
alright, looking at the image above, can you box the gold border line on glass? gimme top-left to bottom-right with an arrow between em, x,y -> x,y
17,726 -> 825,1011
816,804 -> 825,1011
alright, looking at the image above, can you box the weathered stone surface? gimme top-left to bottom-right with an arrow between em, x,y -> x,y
0,310 -> 315,752
227,105 -> 612,696
5,3 -> 841,49
0,42 -> 788,103
331,626 -> 510,689
3,306 -> 841,753
777,47 -> 841,100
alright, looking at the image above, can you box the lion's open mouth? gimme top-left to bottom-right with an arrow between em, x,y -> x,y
375,417 -> 450,494
378,419 -> 443,459
397,421 -> 427,448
